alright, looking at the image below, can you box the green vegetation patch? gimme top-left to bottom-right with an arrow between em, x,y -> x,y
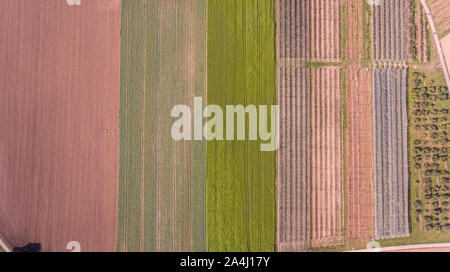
207,0 -> 276,251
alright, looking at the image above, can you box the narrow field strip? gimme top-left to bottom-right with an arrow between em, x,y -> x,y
118,0 -> 206,252
346,68 -> 375,247
372,68 -> 410,239
207,0 -> 276,252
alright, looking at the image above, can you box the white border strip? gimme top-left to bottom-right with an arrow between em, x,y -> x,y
350,243 -> 450,252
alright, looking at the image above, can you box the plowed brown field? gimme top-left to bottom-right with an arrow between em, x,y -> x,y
0,0 -> 120,251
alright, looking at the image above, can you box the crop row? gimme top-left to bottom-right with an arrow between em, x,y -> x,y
372,67 -> 409,239
372,0 -> 408,63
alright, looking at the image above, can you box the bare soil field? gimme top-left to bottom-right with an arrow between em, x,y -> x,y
346,68 -> 374,247
0,0 -> 121,251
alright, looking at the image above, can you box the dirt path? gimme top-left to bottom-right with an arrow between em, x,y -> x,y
351,242 -> 450,252
0,0 -> 121,251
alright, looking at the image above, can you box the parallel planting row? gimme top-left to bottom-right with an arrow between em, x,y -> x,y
372,0 -> 408,63
373,68 -> 410,239
278,67 -> 344,250
346,68 -> 375,245
278,0 -> 341,63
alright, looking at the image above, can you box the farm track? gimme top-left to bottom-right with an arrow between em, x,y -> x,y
346,68 -> 375,245
372,68 -> 410,239
118,0 -> 206,252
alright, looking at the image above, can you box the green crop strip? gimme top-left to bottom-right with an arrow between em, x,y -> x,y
207,0 -> 276,251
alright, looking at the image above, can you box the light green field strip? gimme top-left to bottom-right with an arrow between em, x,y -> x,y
118,0 -> 206,252
207,0 -> 276,252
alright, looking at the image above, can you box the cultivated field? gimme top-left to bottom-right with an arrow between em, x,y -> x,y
426,0 -> 450,38
345,0 -> 370,62
373,68 -> 410,240
309,67 -> 344,248
277,67 -> 310,251
278,0 -> 341,63
277,0 -> 344,251
372,0 -> 408,64
0,0 -> 121,251
207,0 -> 276,252
346,68 -> 375,246
118,0 -> 207,252
277,66 -> 344,251
409,0 -> 430,63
